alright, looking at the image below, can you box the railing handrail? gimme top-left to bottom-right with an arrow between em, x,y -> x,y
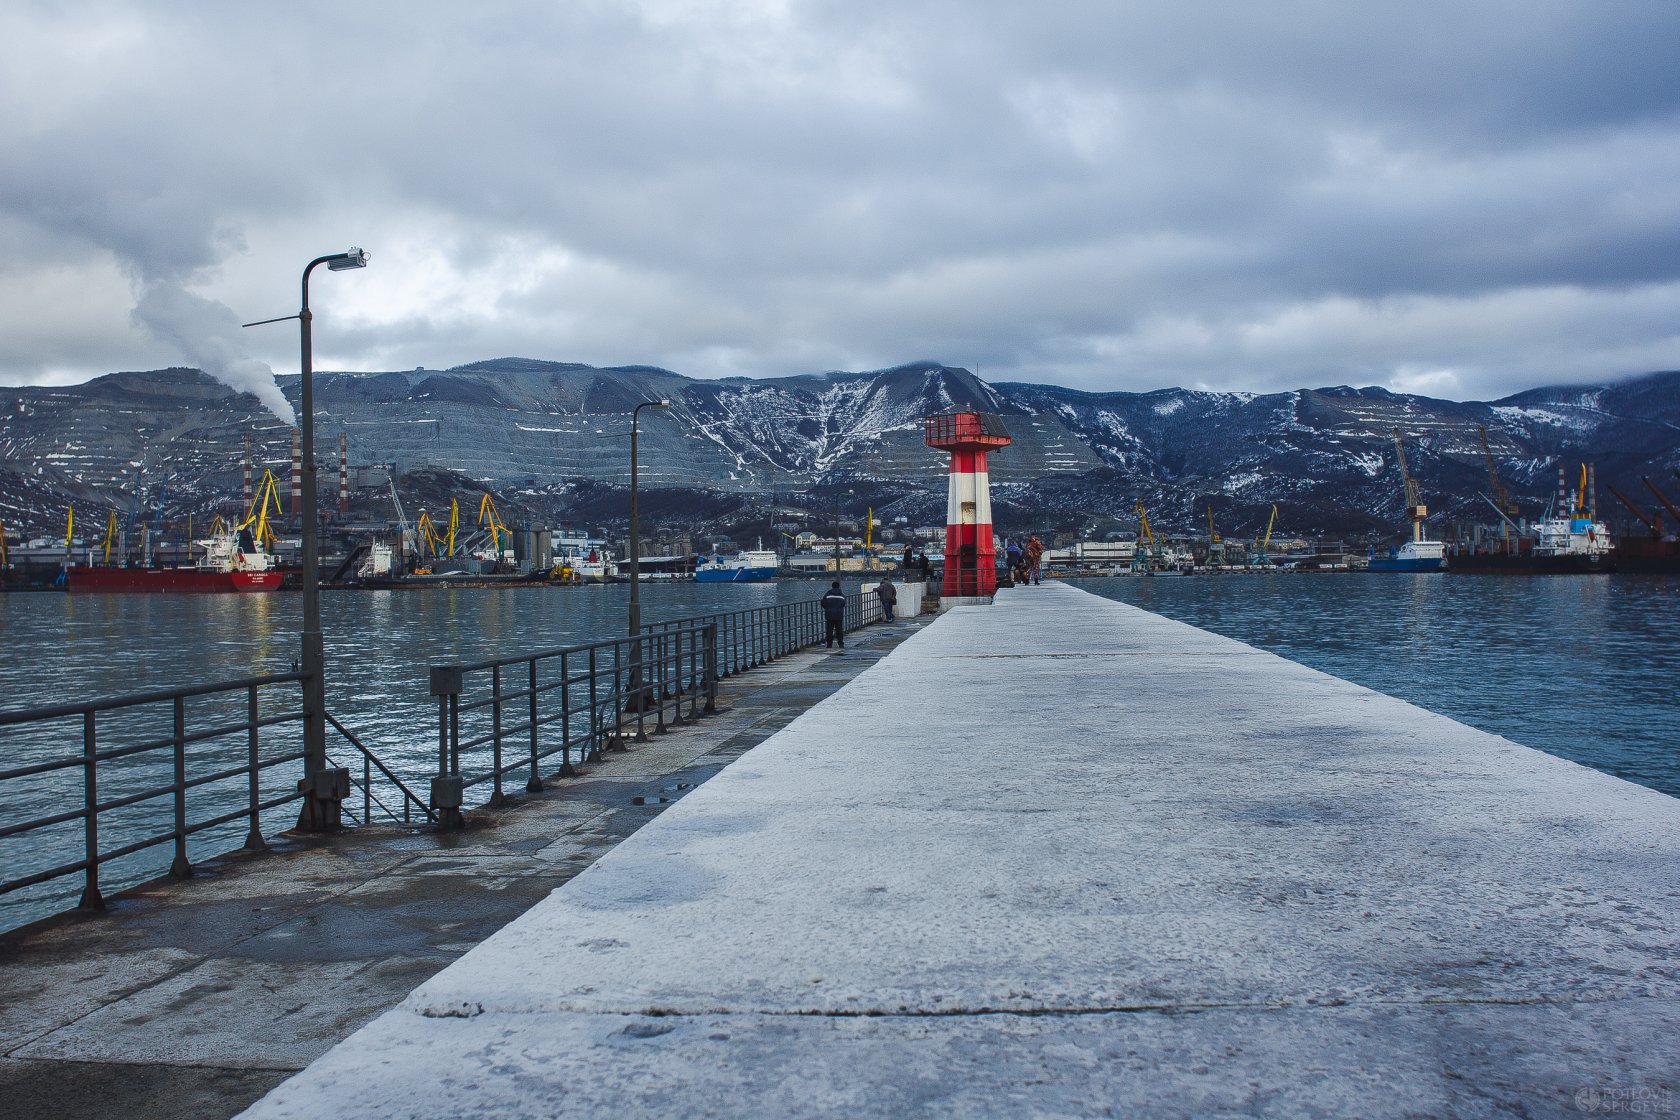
0,670 -> 307,727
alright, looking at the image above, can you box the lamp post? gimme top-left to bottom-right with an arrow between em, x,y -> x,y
626,399 -> 670,641
244,247 -> 368,831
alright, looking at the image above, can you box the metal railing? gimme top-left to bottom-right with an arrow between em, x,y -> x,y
425,622 -> 718,826
644,589 -> 885,678
0,672 -> 308,912
0,590 -> 892,921
425,591 -> 889,826
0,671 -> 430,918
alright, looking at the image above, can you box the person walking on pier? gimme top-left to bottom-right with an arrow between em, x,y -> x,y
875,575 -> 898,622
821,580 -> 848,649
1005,538 -> 1024,583
1025,534 -> 1044,585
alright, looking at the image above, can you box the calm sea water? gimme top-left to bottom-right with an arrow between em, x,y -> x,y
5,573 -> 1677,931
1079,572 -> 1680,800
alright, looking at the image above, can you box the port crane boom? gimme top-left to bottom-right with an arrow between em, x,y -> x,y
1477,425 -> 1519,541
1644,476 -> 1680,528
1390,428 -> 1427,543
1606,483 -> 1662,536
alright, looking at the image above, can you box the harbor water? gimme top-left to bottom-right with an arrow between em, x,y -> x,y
1082,571 -> 1680,801
5,572 -> 1679,932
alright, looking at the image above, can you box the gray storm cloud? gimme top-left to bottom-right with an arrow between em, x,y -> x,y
132,283 -> 295,426
3,1 -> 1680,399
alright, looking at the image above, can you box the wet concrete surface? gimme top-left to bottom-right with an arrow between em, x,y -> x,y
0,616 -> 927,1120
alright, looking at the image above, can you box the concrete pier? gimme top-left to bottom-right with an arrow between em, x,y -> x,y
0,615 -> 930,1120
235,582 -> 1680,1118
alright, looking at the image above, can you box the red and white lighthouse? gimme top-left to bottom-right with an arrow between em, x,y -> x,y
924,410 -> 1012,604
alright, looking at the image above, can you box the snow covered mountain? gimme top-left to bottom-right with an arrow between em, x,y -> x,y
3,358 -> 1678,538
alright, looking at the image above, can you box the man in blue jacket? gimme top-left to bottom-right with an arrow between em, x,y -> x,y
821,580 -> 848,650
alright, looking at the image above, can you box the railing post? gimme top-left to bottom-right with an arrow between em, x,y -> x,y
78,710 -> 103,911
489,664 -> 506,808
587,646 -> 600,760
429,666 -> 466,830
244,684 -> 266,851
703,622 -> 719,713
621,638 -> 638,745
169,695 -> 193,879
671,627 -> 688,725
612,640 -> 627,750
653,633 -> 669,735
526,659 -> 543,793
559,650 -> 576,776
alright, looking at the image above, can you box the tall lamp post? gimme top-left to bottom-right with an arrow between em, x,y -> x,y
626,398 -> 670,641
245,247 -> 369,831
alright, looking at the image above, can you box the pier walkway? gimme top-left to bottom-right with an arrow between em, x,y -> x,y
0,614 -> 932,1120
239,582 -> 1678,1118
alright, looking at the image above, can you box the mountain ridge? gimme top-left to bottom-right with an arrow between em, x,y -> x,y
4,361 -> 1679,540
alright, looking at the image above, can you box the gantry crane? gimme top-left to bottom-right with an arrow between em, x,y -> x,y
1477,425 -> 1519,540
1390,427 -> 1427,544
1206,504 -> 1224,566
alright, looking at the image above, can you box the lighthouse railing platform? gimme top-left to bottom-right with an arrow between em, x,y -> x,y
923,409 -> 1012,449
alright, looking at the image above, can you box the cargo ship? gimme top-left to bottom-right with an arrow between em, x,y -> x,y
1450,512 -> 1613,574
1609,535 -> 1680,574
1452,461 -> 1615,574
694,547 -> 778,583
67,529 -> 283,593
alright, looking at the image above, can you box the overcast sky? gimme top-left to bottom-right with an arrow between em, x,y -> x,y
4,0 -> 1679,407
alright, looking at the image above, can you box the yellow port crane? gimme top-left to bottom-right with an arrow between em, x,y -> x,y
101,510 -> 119,565
1134,499 -> 1164,570
1254,503 -> 1278,567
478,493 -> 510,556
1206,504 -> 1224,565
415,511 -> 444,558
65,506 -> 75,551
1390,427 -> 1427,544
237,470 -> 284,550
1477,425 -> 1519,540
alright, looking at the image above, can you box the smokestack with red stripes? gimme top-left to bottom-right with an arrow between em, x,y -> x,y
290,428 -> 303,518
338,432 -> 349,516
924,410 -> 1012,605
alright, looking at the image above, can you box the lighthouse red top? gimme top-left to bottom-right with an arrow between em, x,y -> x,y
924,411 -> 1012,451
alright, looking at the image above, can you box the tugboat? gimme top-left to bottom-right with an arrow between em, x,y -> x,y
694,543 -> 779,582
1368,537 -> 1446,572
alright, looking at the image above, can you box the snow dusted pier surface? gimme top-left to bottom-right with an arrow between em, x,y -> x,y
240,583 -> 1680,1119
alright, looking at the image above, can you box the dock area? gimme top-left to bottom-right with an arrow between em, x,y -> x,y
0,614 -> 932,1120
238,581 -> 1678,1118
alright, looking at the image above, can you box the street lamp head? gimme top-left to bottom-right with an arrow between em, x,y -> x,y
327,247 -> 370,271
651,398 -> 671,409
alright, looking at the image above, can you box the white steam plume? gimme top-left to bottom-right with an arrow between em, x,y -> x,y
133,282 -> 296,426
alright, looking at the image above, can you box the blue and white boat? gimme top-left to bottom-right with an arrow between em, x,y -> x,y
694,547 -> 779,583
1368,538 -> 1446,572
